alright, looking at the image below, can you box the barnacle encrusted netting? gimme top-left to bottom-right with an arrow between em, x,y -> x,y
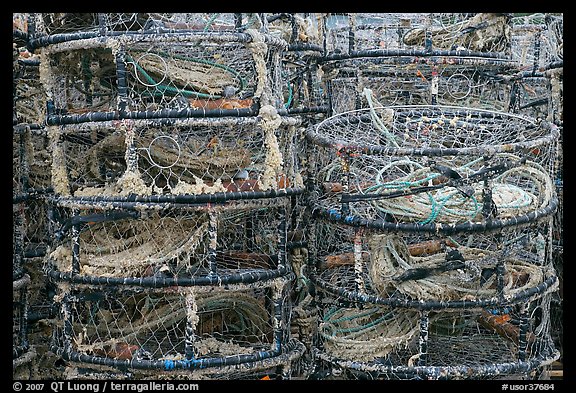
46,116 -> 302,198
304,105 -> 560,379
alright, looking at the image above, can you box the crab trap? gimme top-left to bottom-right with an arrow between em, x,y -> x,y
46,115 -> 303,199
509,14 -> 563,72
506,14 -> 563,122
303,105 -> 560,379
28,13 -> 294,121
48,276 -> 305,378
318,14 -> 525,114
322,13 -> 512,56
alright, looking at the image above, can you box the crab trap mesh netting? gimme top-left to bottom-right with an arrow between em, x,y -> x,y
13,12 -> 563,381
506,14 -> 563,122
319,14 -> 521,114
323,13 -> 512,55
31,14 -> 290,119
322,59 -> 516,114
50,278 -> 304,378
44,185 -> 305,376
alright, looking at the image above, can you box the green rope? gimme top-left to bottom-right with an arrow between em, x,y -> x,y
125,50 -> 246,100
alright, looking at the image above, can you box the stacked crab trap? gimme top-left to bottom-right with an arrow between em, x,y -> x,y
12,12 -> 563,381
303,13 -> 561,380
305,104 -> 561,380
29,13 -> 306,379
320,13 -> 519,114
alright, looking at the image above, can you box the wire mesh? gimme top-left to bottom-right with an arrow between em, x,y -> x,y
307,105 -> 559,230
50,277 -> 297,374
319,13 -> 521,114
32,18 -> 289,117
48,116 -> 303,198
323,13 -> 511,55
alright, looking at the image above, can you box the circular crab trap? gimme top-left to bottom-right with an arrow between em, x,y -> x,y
318,14 -> 519,114
29,13 -> 289,120
49,277 -> 304,378
322,13 -> 512,55
304,105 -> 560,379
47,115 -> 303,199
306,105 -> 559,226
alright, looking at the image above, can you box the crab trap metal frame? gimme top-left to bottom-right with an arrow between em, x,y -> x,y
303,105 -> 560,379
